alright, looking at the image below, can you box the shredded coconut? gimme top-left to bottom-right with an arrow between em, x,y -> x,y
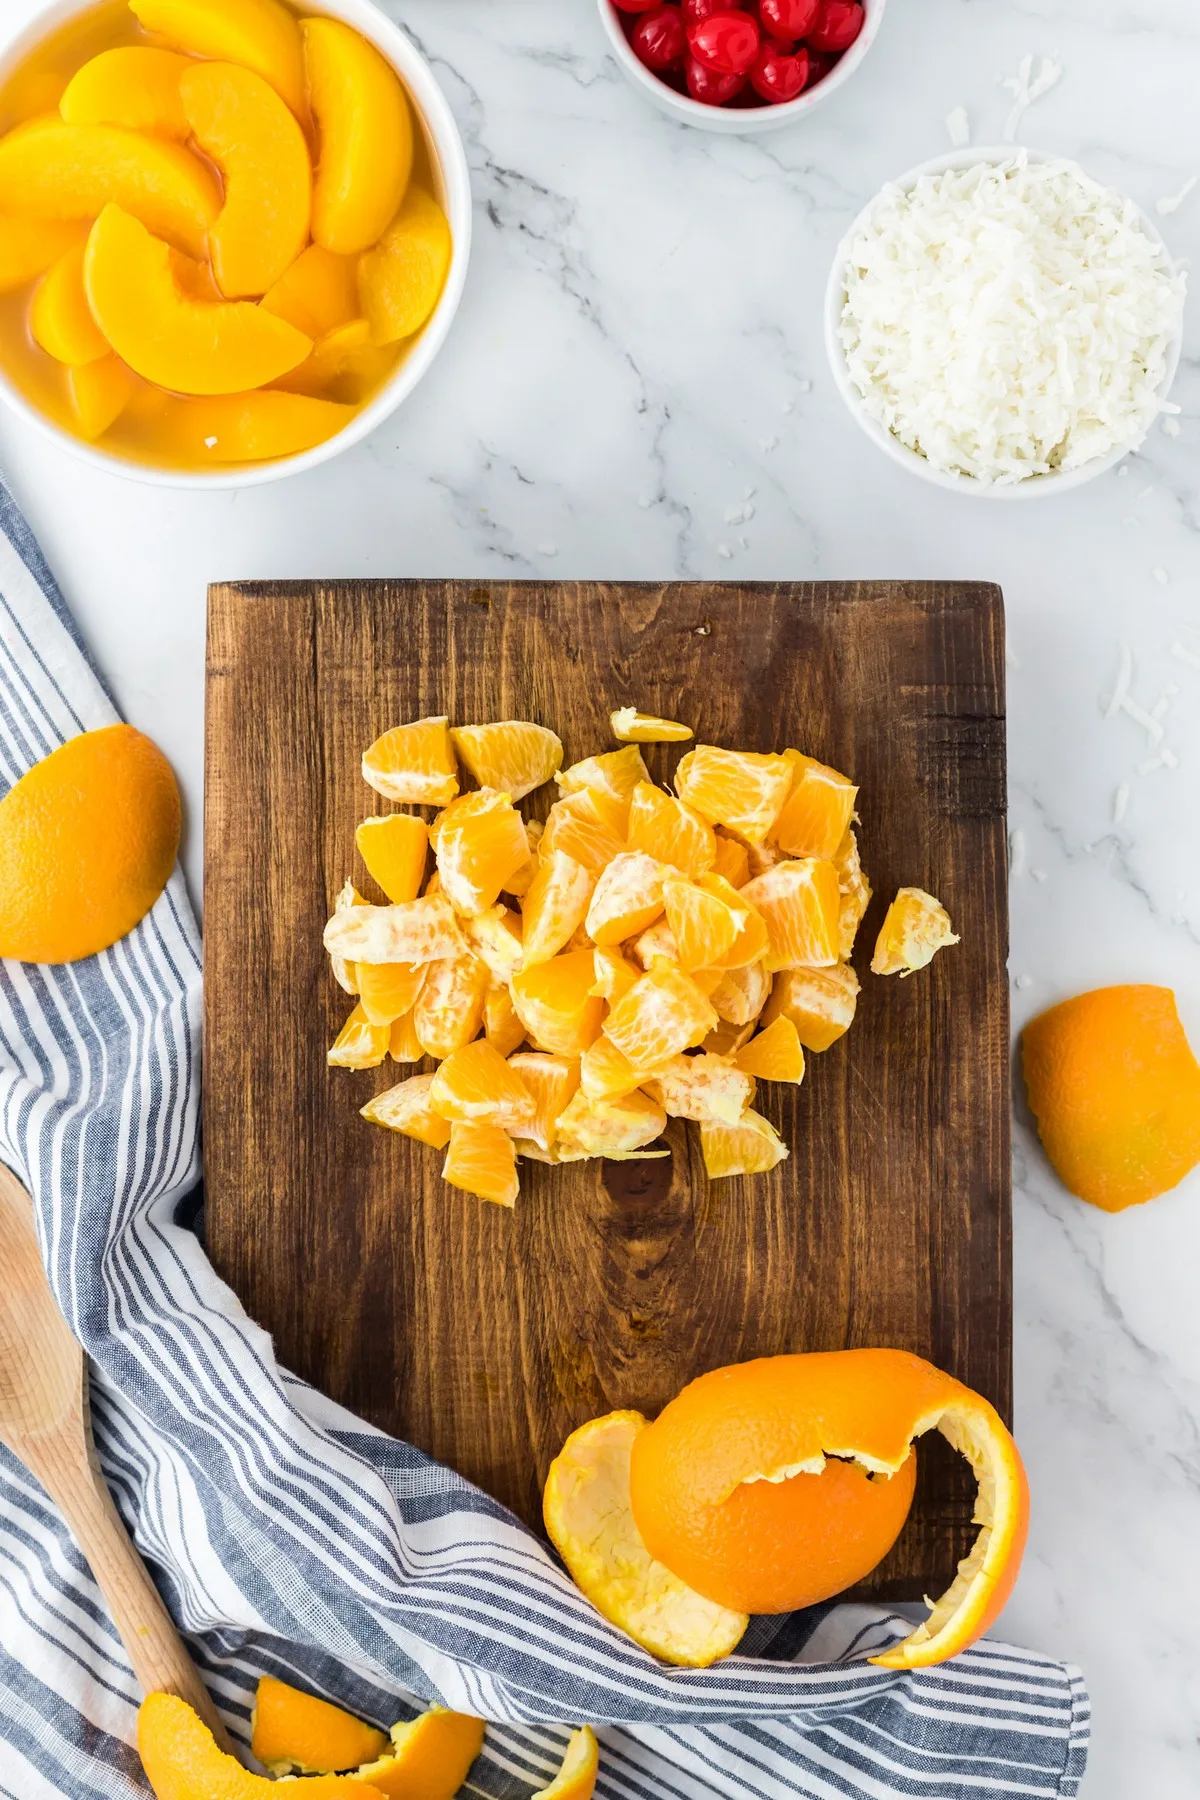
1000,55 -> 1062,143
945,106 -> 971,149
838,154 -> 1186,485
1156,175 -> 1197,217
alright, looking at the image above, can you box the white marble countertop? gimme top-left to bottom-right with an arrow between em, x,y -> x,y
2,0 -> 1199,1792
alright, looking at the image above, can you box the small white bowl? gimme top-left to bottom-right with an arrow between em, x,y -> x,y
0,0 -> 472,489
824,146 -> 1184,498
597,0 -> 887,135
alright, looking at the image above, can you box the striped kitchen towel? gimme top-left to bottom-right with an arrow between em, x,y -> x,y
0,481 -> 1089,1800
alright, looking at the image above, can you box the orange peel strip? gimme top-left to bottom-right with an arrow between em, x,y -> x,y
531,1725 -> 600,1800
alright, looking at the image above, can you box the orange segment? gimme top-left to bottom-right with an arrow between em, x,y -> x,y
356,959 -> 425,1027
138,1693 -> 385,1800
449,720 -> 562,801
734,1016 -> 805,1083
662,873 -> 767,972
540,789 -> 625,875
443,1119 -> 518,1207
556,1087 -> 666,1157
328,1003 -> 390,1070
762,963 -> 859,1051
483,980 -> 525,1057
362,716 -> 458,807
604,963 -> 719,1069
674,745 -> 792,846
833,828 -> 871,958
355,815 -> 428,904
429,1038 -> 536,1132
585,852 -> 667,947
590,945 -> 641,1006
360,1074 -> 449,1147
708,960 -> 770,1027
871,886 -> 959,976
711,830 -> 750,888
251,1675 -> 386,1776
509,1051 -> 580,1153
700,1110 -> 788,1178
322,893 -> 465,966
610,708 -> 693,743
625,781 -> 715,877
521,850 -> 595,967
644,1053 -> 753,1125
773,752 -> 857,860
510,946 -> 604,1057
739,859 -> 840,971
388,1009 -> 424,1063
579,1034 -> 653,1102
461,903 -> 524,982
557,744 -> 650,814
628,919 -> 678,971
60,47 -> 192,138
700,1017 -> 755,1056
1021,984 -> 1200,1211
531,1726 -> 600,1800
543,1412 -> 748,1668
327,878 -> 364,995
412,952 -> 489,1058
432,789 -> 530,917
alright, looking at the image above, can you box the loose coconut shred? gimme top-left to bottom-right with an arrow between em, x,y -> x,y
838,153 -> 1186,485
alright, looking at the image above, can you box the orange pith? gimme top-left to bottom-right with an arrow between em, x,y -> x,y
1022,984 -> 1200,1211
251,1675 -> 387,1776
774,752 -> 857,861
610,707 -> 693,743
362,716 -> 458,806
674,745 -> 793,846
0,724 -> 180,964
625,782 -> 716,877
355,814 -> 428,904
322,893 -> 466,966
833,828 -> 871,958
871,886 -> 959,977
450,720 -> 562,800
644,1053 -> 754,1125
709,960 -> 771,1026
556,1086 -> 666,1157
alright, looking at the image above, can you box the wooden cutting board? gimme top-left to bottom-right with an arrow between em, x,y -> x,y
205,579 -> 1010,1600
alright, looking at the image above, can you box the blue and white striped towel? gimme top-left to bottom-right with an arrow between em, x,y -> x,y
0,483 -> 1089,1799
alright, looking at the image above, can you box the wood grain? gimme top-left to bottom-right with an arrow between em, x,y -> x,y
204,580 -> 1010,1600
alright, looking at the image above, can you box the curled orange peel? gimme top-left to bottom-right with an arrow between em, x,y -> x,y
531,1725 -> 600,1800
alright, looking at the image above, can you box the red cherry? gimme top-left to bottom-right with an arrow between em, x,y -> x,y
681,0 -> 726,23
688,9 -> 760,74
685,54 -> 747,102
807,0 -> 864,53
631,4 -> 687,70
612,0 -> 662,12
805,47 -> 839,83
760,0 -> 820,38
749,40 -> 809,101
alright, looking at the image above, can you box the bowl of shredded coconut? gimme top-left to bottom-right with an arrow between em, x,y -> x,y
825,148 -> 1186,494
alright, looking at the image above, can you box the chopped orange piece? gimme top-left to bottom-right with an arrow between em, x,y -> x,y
251,1674 -> 386,1776
412,952 -> 489,1057
773,753 -> 857,860
579,1034 -> 650,1101
356,959 -> 425,1027
323,893 -> 465,966
355,814 -> 428,903
557,744 -> 649,813
389,1009 -> 424,1062
625,781 -> 715,877
328,1002 -> 389,1069
590,945 -> 641,1005
610,707 -> 693,744
443,1120 -> 518,1207
674,745 -> 792,846
701,1017 -> 755,1055
645,1053 -> 753,1125
522,850 -> 595,967
429,1038 -> 536,1131
540,788 -> 625,875
834,829 -> 872,959
531,1726 -> 600,1800
556,1086 -> 666,1157
735,1016 -> 805,1084
629,918 -> 678,970
708,960 -> 771,1026
711,830 -> 750,888
746,840 -> 783,879
739,859 -> 840,971
762,964 -> 860,1051
483,980 -> 525,1057
604,963 -> 719,1069
461,903 -> 524,982
327,877 -> 364,995
360,1073 -> 450,1148
362,715 -> 458,806
662,873 -> 768,972
509,1051 -> 580,1153
700,1109 -> 789,1178
586,852 -> 668,946
510,947 -> 604,1057
872,887 -> 959,976
432,788 -> 530,917
450,720 -> 563,801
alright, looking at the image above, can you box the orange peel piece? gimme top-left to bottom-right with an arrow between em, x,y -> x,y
531,1726 -> 600,1800
251,1675 -> 386,1776
341,1707 -> 486,1799
543,1412 -> 748,1667
137,1692 -> 385,1798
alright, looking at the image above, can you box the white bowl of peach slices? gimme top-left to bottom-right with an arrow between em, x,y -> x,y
0,0 -> 471,484
322,710 -> 961,1211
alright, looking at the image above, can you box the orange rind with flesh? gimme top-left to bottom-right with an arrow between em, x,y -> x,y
413,952 -> 490,1058
604,963 -> 718,1069
429,1038 -> 536,1132
60,47 -> 192,138
67,353 -> 135,439
432,789 -> 530,917
450,721 -> 563,802
740,859 -> 840,972
356,960 -> 425,1028
31,243 -> 109,364
734,1016 -> 805,1084
1022,984 -> 1200,1211
137,1692 -> 385,1799
262,244 -> 359,338
521,850 -> 595,967
700,1110 -> 788,1178
179,61 -> 311,299
304,17 -> 413,256
83,206 -> 312,393
355,815 -> 428,905
872,887 -> 959,977
585,852 -> 667,946
510,947 -> 604,1058
774,753 -> 857,861
708,960 -> 770,1027
531,1726 -> 599,1800
363,717 -> 458,807
833,828 -> 871,958
610,708 -> 693,744
625,782 -> 715,878
361,1073 -> 450,1148
674,745 -> 793,846
556,1087 -> 666,1158
129,0 -> 306,120
322,893 -> 466,966
544,1412 -> 749,1666
0,117 -> 220,259
627,1349 -> 1028,1667
509,1051 -> 580,1153
644,1053 -> 754,1126
762,964 -> 859,1052
443,1119 -> 518,1207
0,216 -> 83,292
329,1003 -> 390,1071
359,188 -> 452,346
251,1675 -> 387,1775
